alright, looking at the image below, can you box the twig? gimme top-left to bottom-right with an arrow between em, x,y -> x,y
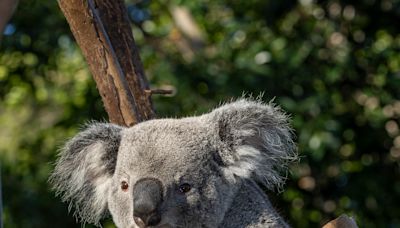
144,89 -> 174,95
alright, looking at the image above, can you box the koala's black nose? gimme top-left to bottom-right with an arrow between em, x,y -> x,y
133,178 -> 163,227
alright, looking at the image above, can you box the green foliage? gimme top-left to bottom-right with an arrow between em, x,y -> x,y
1,0 -> 400,227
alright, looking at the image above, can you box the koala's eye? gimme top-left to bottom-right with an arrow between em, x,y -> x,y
178,183 -> 191,194
121,181 -> 129,192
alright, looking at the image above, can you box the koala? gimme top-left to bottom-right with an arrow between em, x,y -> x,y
50,99 -> 297,228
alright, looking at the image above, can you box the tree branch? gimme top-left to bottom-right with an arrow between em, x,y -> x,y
58,0 -> 155,127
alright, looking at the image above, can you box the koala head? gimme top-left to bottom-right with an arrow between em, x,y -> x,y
50,99 -> 297,228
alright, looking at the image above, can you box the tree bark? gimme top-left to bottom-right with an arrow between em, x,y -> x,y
58,0 -> 155,127
322,215 -> 358,228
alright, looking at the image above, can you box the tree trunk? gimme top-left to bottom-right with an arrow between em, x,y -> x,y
58,0 -> 155,127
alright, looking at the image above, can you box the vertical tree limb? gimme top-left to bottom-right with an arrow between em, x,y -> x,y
58,0 -> 155,127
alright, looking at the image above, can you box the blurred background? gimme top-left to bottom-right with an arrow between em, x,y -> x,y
1,0 -> 400,227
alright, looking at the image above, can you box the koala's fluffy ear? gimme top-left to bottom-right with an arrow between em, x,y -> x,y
208,99 -> 297,190
49,123 -> 124,225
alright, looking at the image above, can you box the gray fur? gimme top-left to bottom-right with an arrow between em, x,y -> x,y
50,99 -> 297,228
49,123 -> 123,225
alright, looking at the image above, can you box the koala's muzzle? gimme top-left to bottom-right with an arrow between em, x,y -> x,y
133,178 -> 163,227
